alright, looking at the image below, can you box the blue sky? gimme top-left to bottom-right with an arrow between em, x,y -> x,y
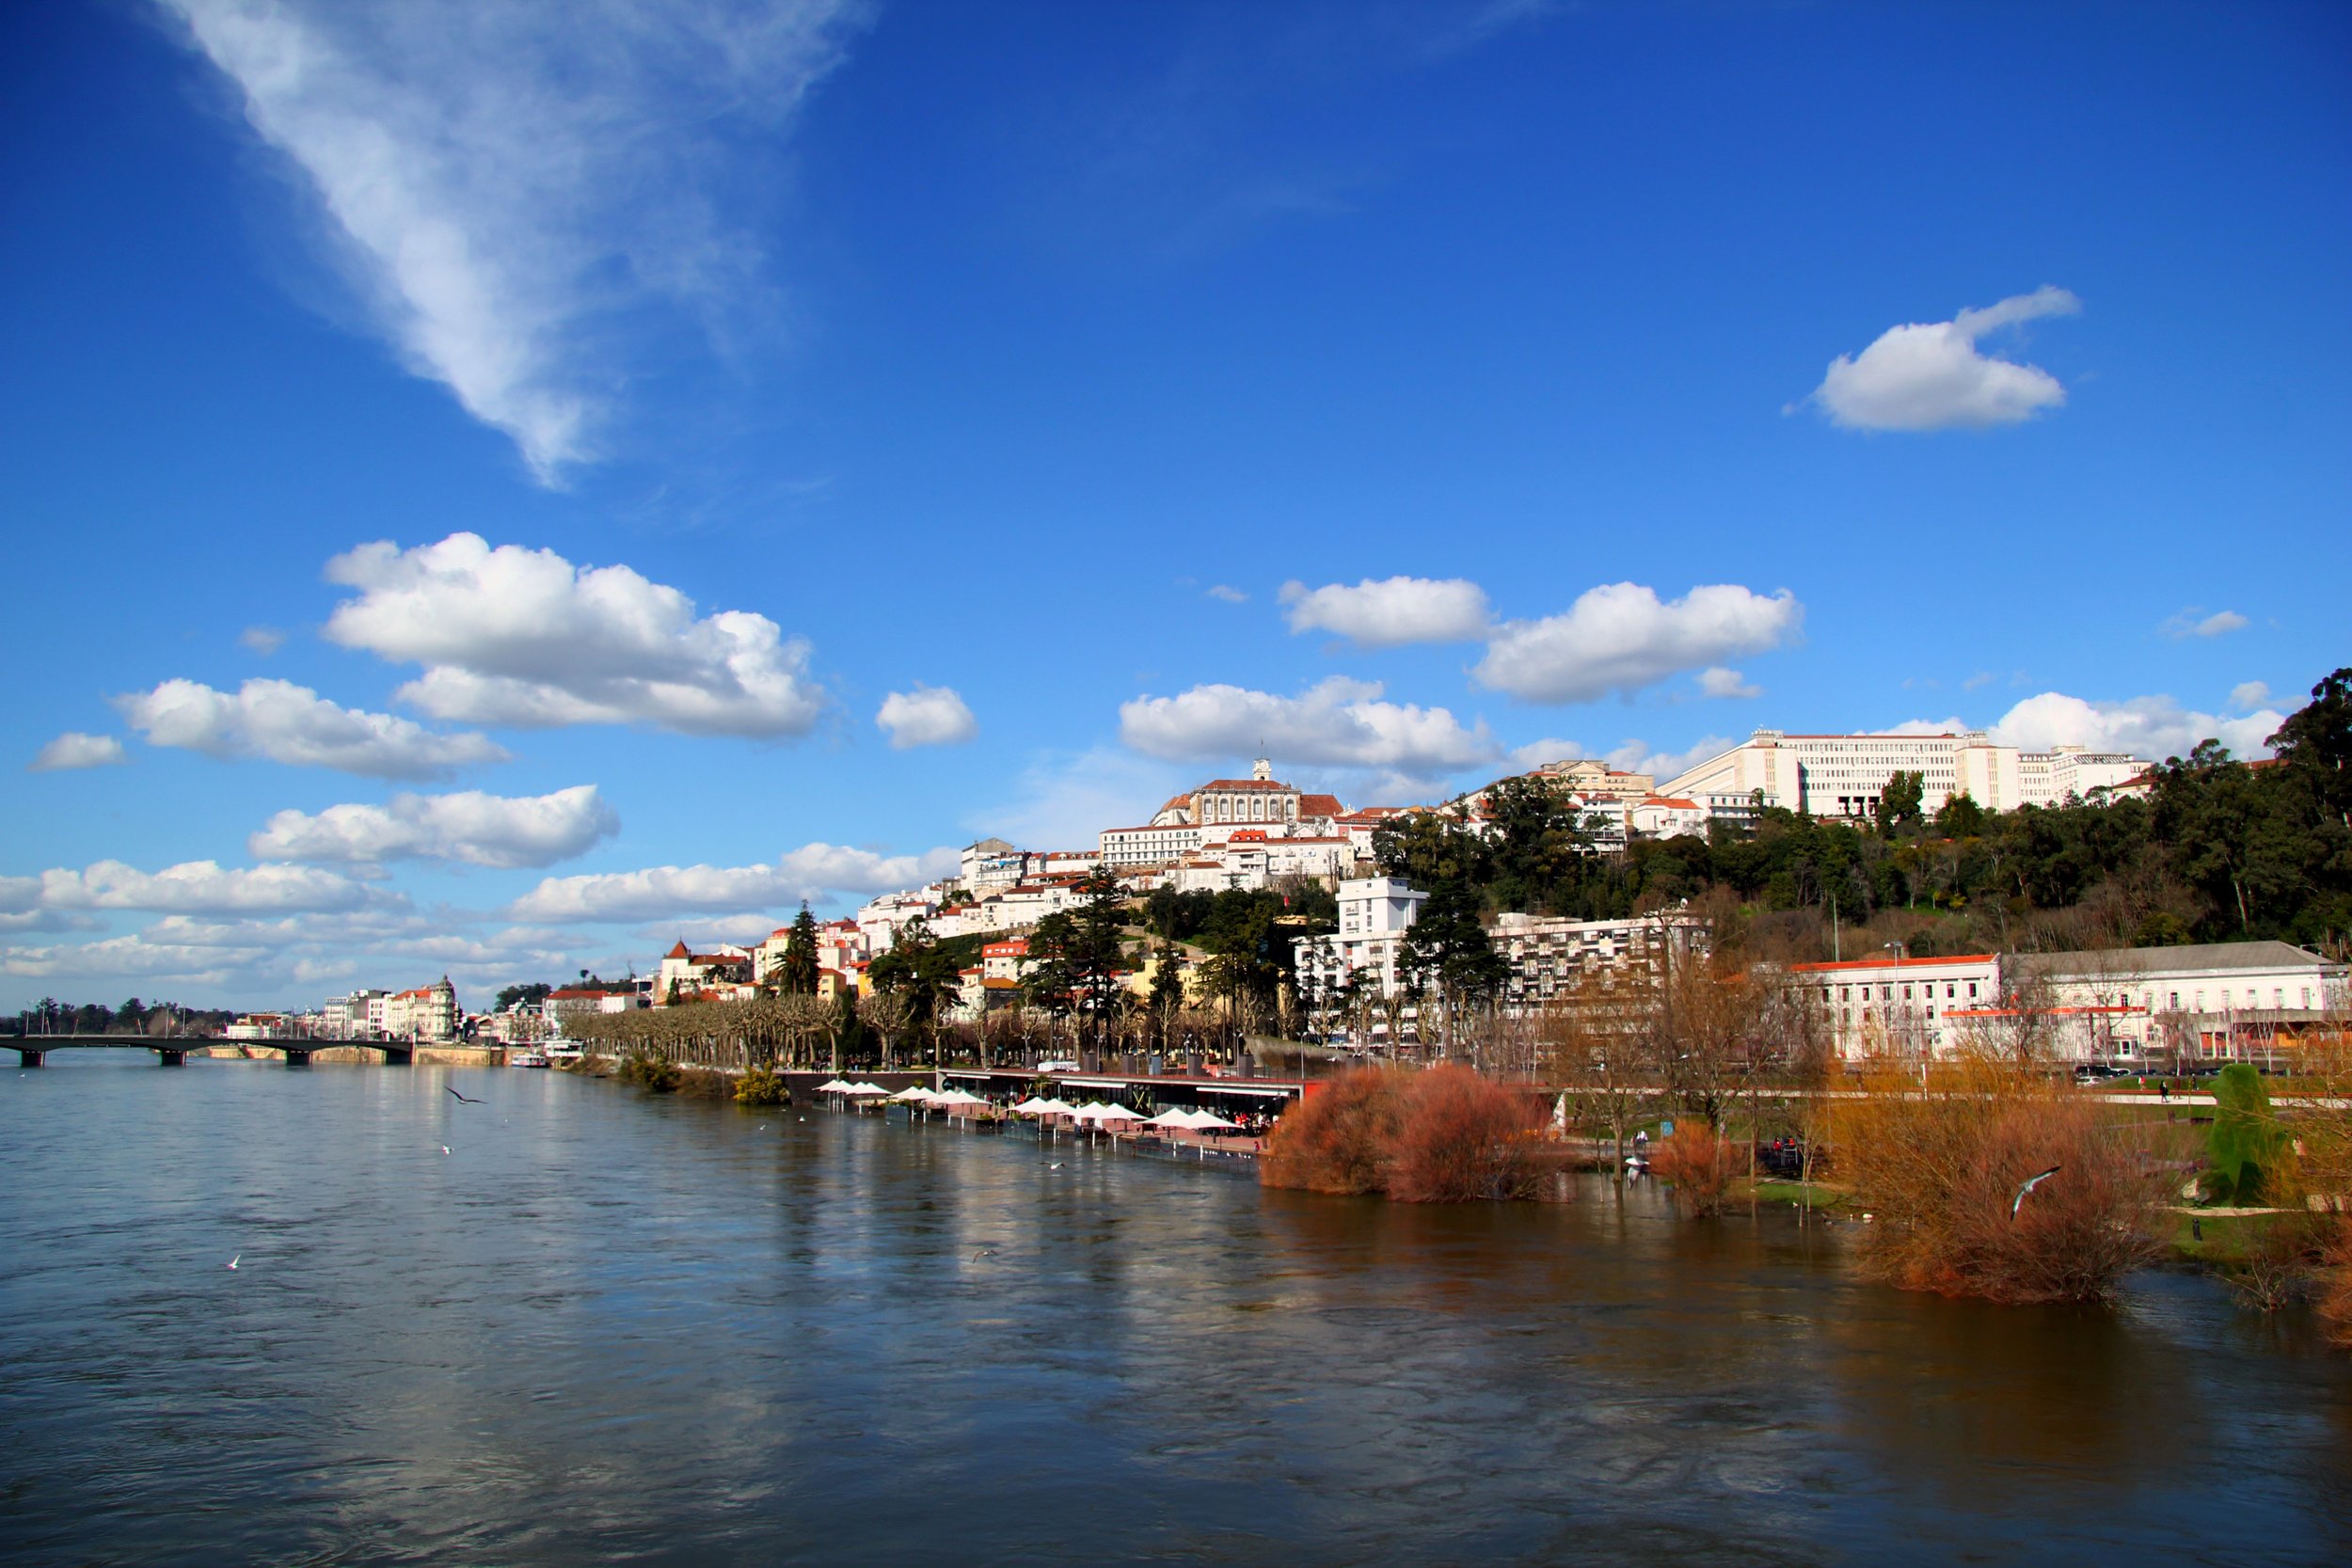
4,0 -> 2346,1012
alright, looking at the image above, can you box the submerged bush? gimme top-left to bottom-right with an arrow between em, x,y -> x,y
1263,1067 -> 1542,1203
1263,1069 -> 1409,1195
1648,1119 -> 1740,1215
1388,1067 -> 1545,1202
2318,1220 -> 2352,1346
619,1052 -> 682,1094
1833,1061 -> 2169,1305
734,1066 -> 790,1107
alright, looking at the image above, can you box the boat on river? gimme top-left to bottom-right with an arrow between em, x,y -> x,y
511,1050 -> 551,1069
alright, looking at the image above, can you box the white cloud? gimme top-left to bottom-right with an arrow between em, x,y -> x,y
508,842 -> 959,924
22,859 -> 374,915
2161,608 -> 2249,640
1279,576 -> 1491,647
29,733 -> 129,772
1988,691 -> 2283,763
1,933 -> 261,984
1812,286 -> 2080,432
1205,584 -> 1248,604
323,533 -> 826,737
249,784 -> 619,869
2229,681 -> 2272,713
1696,667 -> 1761,700
161,0 -> 862,482
1120,676 -> 1500,774
114,678 -> 507,779
876,685 -> 977,749
1473,583 -> 1802,705
239,626 -> 286,656
970,747 -> 1189,847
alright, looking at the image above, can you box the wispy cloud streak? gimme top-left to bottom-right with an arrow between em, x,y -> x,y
162,0 -> 864,481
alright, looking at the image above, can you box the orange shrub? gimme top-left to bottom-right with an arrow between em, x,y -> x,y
1388,1067 -> 1545,1203
1835,1061 -> 2169,1305
2318,1219 -> 2352,1346
1262,1066 -> 1544,1202
1261,1069 -> 1410,1195
1648,1119 -> 1740,1215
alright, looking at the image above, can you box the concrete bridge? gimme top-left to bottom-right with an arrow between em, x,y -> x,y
4,1034 -> 417,1069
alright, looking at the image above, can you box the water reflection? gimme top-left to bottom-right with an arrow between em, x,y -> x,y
1,1056 -> 2346,1566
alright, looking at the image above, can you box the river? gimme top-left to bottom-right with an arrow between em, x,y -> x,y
2,1053 -> 2346,1565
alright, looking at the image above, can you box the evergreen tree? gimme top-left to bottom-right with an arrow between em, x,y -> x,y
773,902 -> 821,995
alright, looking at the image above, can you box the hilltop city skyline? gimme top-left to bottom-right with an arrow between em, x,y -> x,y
4,2 -> 2346,1011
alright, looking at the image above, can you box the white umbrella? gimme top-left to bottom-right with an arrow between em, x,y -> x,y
817,1078 -> 852,1093
886,1086 -> 935,1103
1140,1108 -> 1196,1129
1076,1101 -> 1142,1124
1010,1096 -> 1054,1116
843,1081 -> 891,1098
1032,1098 -> 1079,1117
1190,1110 -> 1244,1130
932,1088 -> 989,1108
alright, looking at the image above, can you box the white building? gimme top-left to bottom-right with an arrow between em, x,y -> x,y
1488,911 -> 1708,1010
1291,877 -> 1428,1007
380,977 -> 459,1041
1785,941 -> 2348,1063
1661,729 -> 2150,820
1100,757 -> 1349,869
1785,952 -> 2005,1059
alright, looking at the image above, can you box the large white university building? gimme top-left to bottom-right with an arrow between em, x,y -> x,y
1661,729 -> 2148,820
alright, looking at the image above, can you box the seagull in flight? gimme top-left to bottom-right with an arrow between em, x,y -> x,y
973,1247 -> 997,1260
2010,1165 -> 2062,1219
440,1145 -> 452,1156
227,1254 -> 240,1270
446,1086 -> 484,1104
1048,1163 -> 1063,1171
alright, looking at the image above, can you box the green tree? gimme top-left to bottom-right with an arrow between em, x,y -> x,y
867,915 -> 960,1047
1147,938 -> 1186,1037
2268,667 -> 2352,829
770,902 -> 820,995
2206,1062 -> 2290,1204
495,982 -> 552,1012
1931,790 -> 1987,840
1875,770 -> 1927,837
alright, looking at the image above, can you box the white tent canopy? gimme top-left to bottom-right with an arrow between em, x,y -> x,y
816,1078 -> 852,1093
931,1089 -> 989,1108
842,1081 -> 891,1097
887,1085 -> 937,1103
1010,1097 -> 1056,1116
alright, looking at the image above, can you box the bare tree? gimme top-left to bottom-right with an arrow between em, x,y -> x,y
857,990 -> 911,1071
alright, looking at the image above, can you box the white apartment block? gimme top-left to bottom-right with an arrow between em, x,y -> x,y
380,977 -> 459,1041
1292,877 -> 1428,1003
1661,729 -> 2148,819
1489,911 -> 1708,1010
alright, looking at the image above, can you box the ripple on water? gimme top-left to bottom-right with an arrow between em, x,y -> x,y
2,1060 -> 2348,1566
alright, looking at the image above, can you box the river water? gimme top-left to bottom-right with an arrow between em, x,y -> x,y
2,1054 -> 2346,1566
